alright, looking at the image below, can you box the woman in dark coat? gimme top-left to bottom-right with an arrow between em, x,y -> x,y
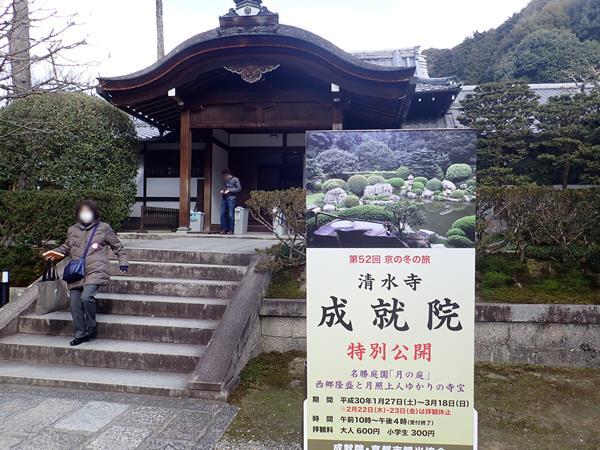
44,200 -> 129,346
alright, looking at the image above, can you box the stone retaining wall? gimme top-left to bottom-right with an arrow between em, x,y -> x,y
260,300 -> 600,368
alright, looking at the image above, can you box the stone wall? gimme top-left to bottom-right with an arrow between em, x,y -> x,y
259,300 -> 600,368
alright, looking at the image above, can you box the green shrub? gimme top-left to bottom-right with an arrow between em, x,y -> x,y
446,164 -> 473,181
466,179 -> 476,188
388,178 -> 405,189
451,215 -> 476,240
413,177 -> 428,185
346,175 -> 369,196
322,179 -> 347,192
447,228 -> 466,237
426,178 -> 443,192
0,92 -> 138,199
477,255 -> 526,277
451,189 -> 467,199
344,195 -> 360,208
0,190 -> 131,285
340,205 -> 393,221
367,175 -> 386,185
481,271 -> 513,288
0,246 -> 44,287
412,181 -> 425,191
446,235 -> 475,248
413,188 -> 423,196
396,166 -> 411,179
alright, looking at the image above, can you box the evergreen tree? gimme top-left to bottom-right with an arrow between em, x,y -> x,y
458,81 -> 539,185
535,90 -> 599,188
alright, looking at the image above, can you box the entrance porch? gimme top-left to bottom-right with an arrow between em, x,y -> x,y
132,129 -> 306,232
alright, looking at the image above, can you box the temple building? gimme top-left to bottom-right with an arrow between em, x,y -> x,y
98,0 -> 461,231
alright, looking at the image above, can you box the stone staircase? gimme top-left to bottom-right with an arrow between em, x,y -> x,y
0,247 -> 254,399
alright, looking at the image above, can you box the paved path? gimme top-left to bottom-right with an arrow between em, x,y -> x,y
0,384 -> 237,450
123,237 -> 279,254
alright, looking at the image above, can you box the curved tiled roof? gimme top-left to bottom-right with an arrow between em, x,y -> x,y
99,24 -> 408,85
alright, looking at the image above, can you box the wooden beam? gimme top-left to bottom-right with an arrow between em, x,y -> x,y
178,109 -> 192,230
203,138 -> 213,232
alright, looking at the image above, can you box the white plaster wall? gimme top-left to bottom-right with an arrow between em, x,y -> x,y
211,144 -> 229,225
146,178 -> 200,198
136,155 -> 144,197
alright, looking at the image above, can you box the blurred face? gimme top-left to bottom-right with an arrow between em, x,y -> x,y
78,206 -> 95,224
223,173 -> 231,181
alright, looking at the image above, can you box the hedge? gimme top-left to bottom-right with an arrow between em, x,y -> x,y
344,195 -> 360,208
413,177 -> 428,185
0,190 -> 131,248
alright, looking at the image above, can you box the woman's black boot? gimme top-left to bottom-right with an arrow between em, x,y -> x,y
69,336 -> 89,346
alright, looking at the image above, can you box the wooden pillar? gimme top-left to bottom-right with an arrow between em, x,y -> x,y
178,109 -> 192,230
203,138 -> 213,232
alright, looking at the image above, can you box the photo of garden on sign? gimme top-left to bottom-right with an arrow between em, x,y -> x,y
306,129 -> 477,249
306,129 -> 477,450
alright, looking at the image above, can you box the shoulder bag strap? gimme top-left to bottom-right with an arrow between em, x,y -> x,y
82,223 -> 100,259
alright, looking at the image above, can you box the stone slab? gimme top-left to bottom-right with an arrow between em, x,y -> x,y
54,401 -> 130,432
85,425 -> 153,450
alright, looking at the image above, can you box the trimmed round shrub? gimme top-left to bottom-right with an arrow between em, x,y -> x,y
413,177 -> 428,185
0,92 -> 138,198
451,189 -> 467,199
446,228 -> 466,237
344,195 -> 360,208
481,271 -> 512,288
446,235 -> 475,248
412,181 -> 425,191
426,178 -> 443,192
413,188 -> 423,196
396,166 -> 411,179
466,179 -> 476,188
346,175 -> 369,196
367,175 -> 386,185
446,164 -> 473,181
339,205 -> 393,222
451,215 -> 476,240
388,178 -> 405,189
321,179 -> 347,193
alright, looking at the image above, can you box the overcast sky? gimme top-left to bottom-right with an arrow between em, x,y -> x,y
39,0 -> 531,79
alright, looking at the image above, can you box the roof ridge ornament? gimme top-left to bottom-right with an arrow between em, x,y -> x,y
219,0 -> 279,33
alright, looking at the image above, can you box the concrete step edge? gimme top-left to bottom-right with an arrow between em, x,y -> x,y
20,312 -> 220,329
109,276 -> 241,286
96,293 -> 229,305
0,333 -> 205,357
109,260 -> 248,271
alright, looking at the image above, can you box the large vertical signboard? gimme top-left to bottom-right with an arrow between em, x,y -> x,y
306,130 -> 477,450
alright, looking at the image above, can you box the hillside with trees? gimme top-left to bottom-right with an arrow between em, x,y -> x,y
424,0 -> 600,84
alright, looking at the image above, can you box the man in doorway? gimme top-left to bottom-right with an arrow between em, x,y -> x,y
220,168 -> 242,234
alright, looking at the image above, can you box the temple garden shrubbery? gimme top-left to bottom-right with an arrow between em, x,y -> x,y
0,190 -> 132,285
0,92 -> 138,285
306,130 -> 477,248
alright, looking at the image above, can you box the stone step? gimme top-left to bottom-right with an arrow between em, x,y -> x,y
18,312 -> 218,345
109,260 -> 246,281
96,293 -> 228,319
105,276 -> 239,299
122,248 -> 253,267
0,360 -> 223,399
0,334 -> 203,373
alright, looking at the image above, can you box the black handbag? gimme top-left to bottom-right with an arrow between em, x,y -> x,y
63,224 -> 99,283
